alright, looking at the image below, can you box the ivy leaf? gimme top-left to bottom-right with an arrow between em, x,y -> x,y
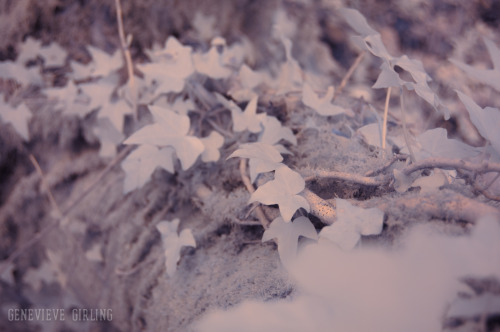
239,64 -> 268,90
124,106 -> 205,170
0,98 -> 31,140
121,145 -> 175,193
262,216 -> 318,266
168,96 -> 196,116
193,37 -> 232,79
393,169 -> 414,193
39,42 -> 67,67
79,79 -> 116,112
228,142 -> 283,182
412,171 -> 447,194
456,90 -> 500,158
16,37 -> 42,64
139,37 -> 194,94
79,78 -> 133,131
216,93 -> 264,133
93,117 -> 125,158
0,61 -> 42,86
340,8 -> 392,61
84,243 -> 103,262
250,165 -> 310,222
412,127 -> 478,161
99,99 -> 134,133
275,36 -> 303,94
156,219 -> 196,277
201,131 -> 224,162
259,115 -> 297,148
319,198 -> 384,250
302,82 -> 349,117
43,80 -> 90,117
451,38 -> 500,92
24,250 -> 67,291
342,8 -> 449,119
373,56 -> 450,119
87,46 -> 123,78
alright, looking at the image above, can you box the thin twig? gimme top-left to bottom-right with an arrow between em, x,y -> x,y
364,154 -> 408,177
115,0 -> 136,118
29,155 -> 63,219
402,158 -> 500,176
335,51 -> 365,98
301,169 -> 389,186
239,159 -> 270,228
473,183 -> 500,202
382,87 -> 392,149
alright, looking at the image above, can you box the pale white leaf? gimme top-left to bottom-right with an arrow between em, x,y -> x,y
201,131 -> 224,162
274,37 -> 303,94
259,115 -> 297,146
93,117 -> 125,158
262,216 -> 317,266
239,64 -> 267,90
193,38 -> 232,79
139,37 -> 194,94
169,96 -> 196,116
156,218 -> 196,277
451,38 -> 500,92
302,82 -> 349,116
456,90 -> 500,158
412,171 -> 447,194
192,12 -> 217,41
357,123 -> 383,149
0,61 -> 42,86
0,99 -> 31,140
124,106 -> 204,170
339,8 -> 378,39
39,42 -> 67,67
393,169 -> 413,193
16,37 -> 42,64
414,127 -> 478,161
46,250 -> 67,289
319,198 -> 383,250
87,46 -> 123,78
448,294 -> 500,319
0,262 -> 15,285
216,93 -> 264,133
228,142 -> 283,182
70,60 -> 93,80
250,165 -> 309,222
121,145 -> 175,193
85,243 -> 103,262
79,79 -> 115,111
99,98 -> 133,132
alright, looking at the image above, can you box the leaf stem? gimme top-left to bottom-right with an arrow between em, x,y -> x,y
335,52 -> 365,98
239,159 -> 270,228
114,0 -> 137,119
382,87 -> 391,149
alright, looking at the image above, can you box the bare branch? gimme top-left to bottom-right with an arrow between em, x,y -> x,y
364,154 -> 408,176
402,158 -> 500,176
301,169 -> 389,186
302,189 -> 336,224
377,191 -> 500,223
